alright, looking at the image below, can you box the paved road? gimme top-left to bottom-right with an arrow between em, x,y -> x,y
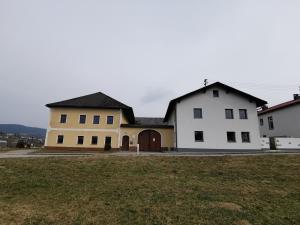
0,150 -> 93,159
0,149 -> 299,159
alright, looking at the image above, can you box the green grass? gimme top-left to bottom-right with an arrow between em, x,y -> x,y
0,155 -> 299,225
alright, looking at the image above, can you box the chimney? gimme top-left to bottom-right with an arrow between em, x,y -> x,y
294,94 -> 300,100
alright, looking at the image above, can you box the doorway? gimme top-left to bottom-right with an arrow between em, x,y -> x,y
138,130 -> 161,151
122,135 -> 129,151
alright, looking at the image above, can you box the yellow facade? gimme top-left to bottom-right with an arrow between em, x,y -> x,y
46,108 -> 125,149
49,108 -> 125,129
45,107 -> 174,150
47,130 -> 120,149
120,127 -> 174,149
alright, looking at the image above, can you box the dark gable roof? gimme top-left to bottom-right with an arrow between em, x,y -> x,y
258,98 -> 300,115
121,117 -> 173,128
164,82 -> 267,122
46,92 -> 135,123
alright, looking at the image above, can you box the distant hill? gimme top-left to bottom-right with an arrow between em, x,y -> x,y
0,124 -> 46,138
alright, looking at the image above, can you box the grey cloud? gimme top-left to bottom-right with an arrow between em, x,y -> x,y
0,0 -> 300,127
141,88 -> 174,104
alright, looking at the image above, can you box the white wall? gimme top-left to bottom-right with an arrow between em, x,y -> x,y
260,137 -> 270,150
275,138 -> 300,150
173,87 -> 261,150
167,111 -> 177,148
259,104 -> 300,138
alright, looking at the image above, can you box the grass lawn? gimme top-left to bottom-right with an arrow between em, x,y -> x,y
0,155 -> 299,225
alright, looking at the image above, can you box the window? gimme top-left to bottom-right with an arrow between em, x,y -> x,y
107,116 -> 114,124
60,114 -> 67,123
239,109 -> 248,119
79,115 -> 86,124
194,131 -> 204,142
225,109 -> 234,119
93,115 -> 100,124
77,136 -> 84,145
241,132 -> 250,143
193,108 -> 203,119
268,116 -> 274,130
57,135 -> 64,144
213,90 -> 219,97
260,118 -> 264,126
227,132 -> 236,142
91,136 -> 98,145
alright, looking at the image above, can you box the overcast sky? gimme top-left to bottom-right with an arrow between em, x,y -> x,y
1,0 -> 300,128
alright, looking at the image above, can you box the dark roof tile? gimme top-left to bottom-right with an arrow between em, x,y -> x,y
46,92 -> 135,123
121,117 -> 173,128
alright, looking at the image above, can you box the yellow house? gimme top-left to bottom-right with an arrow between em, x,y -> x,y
45,92 -> 174,151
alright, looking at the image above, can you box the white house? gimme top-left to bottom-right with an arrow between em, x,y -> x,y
258,94 -> 300,138
164,82 -> 267,151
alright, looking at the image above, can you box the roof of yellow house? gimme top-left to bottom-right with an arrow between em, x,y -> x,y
46,92 -> 135,123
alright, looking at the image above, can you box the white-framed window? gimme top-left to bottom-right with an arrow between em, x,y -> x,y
194,131 -> 204,142
77,136 -> 84,145
57,135 -> 64,144
241,132 -> 250,143
79,115 -> 86,124
268,116 -> 274,130
239,109 -> 248,119
193,108 -> 203,119
227,132 -> 236,142
225,109 -> 234,119
93,115 -> 100,124
60,114 -> 67,123
213,90 -> 219,97
91,136 -> 98,145
107,116 -> 114,124
260,118 -> 264,126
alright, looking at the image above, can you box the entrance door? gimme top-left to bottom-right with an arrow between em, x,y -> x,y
270,137 -> 276,150
122,135 -> 129,151
104,136 -> 112,150
138,130 -> 161,151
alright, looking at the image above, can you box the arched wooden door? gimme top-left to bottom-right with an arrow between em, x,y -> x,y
138,130 -> 161,151
122,135 -> 129,151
